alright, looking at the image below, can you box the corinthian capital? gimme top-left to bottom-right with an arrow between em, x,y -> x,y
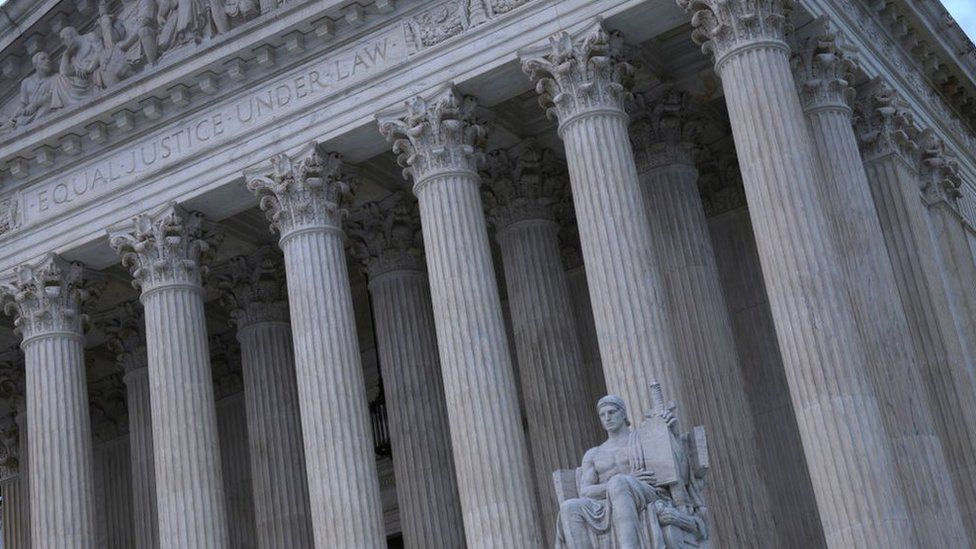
109,204 -> 223,293
246,143 -> 357,237
918,133 -> 963,208
1,254 -> 101,341
791,19 -> 857,112
103,301 -> 148,374
0,356 -> 26,418
215,246 -> 289,328
852,81 -> 919,165
378,85 -> 488,187
677,0 -> 795,67
629,86 -> 704,171
348,192 -> 426,279
520,22 -> 635,127
482,139 -> 567,229
0,414 -> 19,478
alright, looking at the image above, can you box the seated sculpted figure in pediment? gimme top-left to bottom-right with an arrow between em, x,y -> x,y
554,385 -> 709,549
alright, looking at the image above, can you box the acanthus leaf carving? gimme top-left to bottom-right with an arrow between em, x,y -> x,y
628,85 -> 705,172
481,139 -> 568,229
347,191 -> 426,279
245,143 -> 357,237
377,84 -> 488,186
215,245 -> 290,327
0,253 -> 103,341
108,203 -> 223,292
676,0 -> 795,67
791,17 -> 858,112
102,300 -> 148,373
520,22 -> 635,127
918,132 -> 963,208
853,79 -> 920,166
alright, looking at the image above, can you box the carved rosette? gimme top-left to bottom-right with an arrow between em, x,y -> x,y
918,134 -> 963,208
481,140 -> 568,230
103,301 -> 149,373
852,81 -> 920,165
216,246 -> 290,328
109,205 -> 223,293
1,254 -> 100,342
629,86 -> 704,172
246,144 -> 357,237
677,0 -> 795,68
520,23 -> 635,128
791,19 -> 858,112
378,86 -> 488,187
347,192 -> 426,279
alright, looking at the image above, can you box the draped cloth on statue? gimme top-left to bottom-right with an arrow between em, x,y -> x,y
158,0 -> 229,50
556,474 -> 665,549
51,31 -> 103,109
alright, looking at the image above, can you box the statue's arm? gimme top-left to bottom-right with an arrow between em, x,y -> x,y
578,449 -> 606,499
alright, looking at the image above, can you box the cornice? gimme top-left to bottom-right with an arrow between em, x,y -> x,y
799,0 -> 976,191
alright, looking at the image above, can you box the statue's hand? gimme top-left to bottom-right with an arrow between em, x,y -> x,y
658,507 -> 679,526
634,470 -> 657,486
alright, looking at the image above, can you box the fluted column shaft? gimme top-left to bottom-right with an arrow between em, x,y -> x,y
564,265 -> 606,406
379,88 -> 544,547
368,268 -> 466,548
708,40 -> 911,546
414,173 -> 543,546
804,101 -> 968,544
236,320 -> 314,547
557,112 -> 682,415
110,207 -> 229,548
246,147 -> 385,549
123,366 -> 159,549
141,284 -> 228,547
1,473 -> 30,548
23,331 -> 96,548
495,218 -> 596,537
863,153 -> 976,541
215,393 -> 257,549
277,228 -> 386,548
95,438 -> 134,548
638,158 -> 775,546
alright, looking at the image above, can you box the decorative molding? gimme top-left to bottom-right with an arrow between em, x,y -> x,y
403,0 -> 532,51
377,84 -> 487,187
852,78 -> 919,166
347,191 -> 426,279
245,142 -> 357,237
520,21 -> 635,127
918,131 -> 963,209
628,85 -> 704,172
0,253 -> 102,341
215,245 -> 290,327
109,203 -> 223,292
791,17 -> 857,113
677,0 -> 795,66
481,139 -> 567,229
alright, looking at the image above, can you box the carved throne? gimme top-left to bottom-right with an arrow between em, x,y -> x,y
553,384 -> 710,549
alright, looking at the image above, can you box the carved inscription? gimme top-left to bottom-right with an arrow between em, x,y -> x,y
20,27 -> 406,226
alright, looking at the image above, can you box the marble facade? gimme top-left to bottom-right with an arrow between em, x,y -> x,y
0,0 -> 972,547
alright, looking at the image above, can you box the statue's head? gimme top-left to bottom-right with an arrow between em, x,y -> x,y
59,26 -> 80,46
597,394 -> 629,432
31,52 -> 51,75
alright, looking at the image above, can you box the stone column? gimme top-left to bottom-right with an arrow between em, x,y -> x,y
245,146 -> 386,548
558,229 -> 606,407
481,140 -> 596,537
94,437 -> 134,549
347,192 -> 466,548
0,391 -> 30,549
105,303 -> 159,549
109,205 -> 229,548
918,136 -> 976,381
629,87 -> 776,546
855,83 -> 976,543
378,87 -> 544,547
1,254 -> 99,548
217,247 -> 313,548
520,24 -> 685,417
675,1 -> 913,545
793,26 -> 970,545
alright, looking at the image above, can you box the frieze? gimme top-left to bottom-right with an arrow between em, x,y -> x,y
404,0 -> 532,51
16,26 -> 405,229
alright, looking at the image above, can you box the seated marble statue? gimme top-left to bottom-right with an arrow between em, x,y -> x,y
555,387 -> 709,549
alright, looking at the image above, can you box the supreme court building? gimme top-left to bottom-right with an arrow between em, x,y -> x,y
0,0 -> 973,547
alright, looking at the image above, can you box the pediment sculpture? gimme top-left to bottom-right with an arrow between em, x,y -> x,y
553,383 -> 709,548
0,0 -> 288,134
